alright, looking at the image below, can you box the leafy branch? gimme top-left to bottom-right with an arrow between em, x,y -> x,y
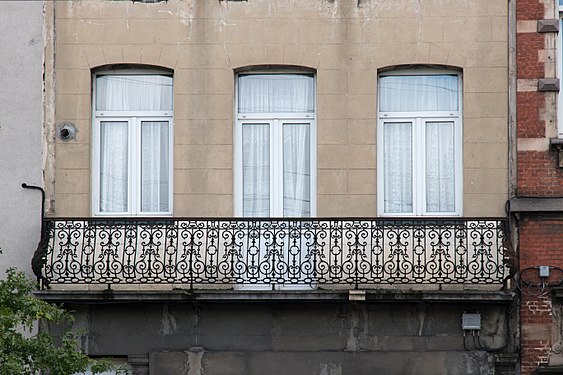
0,257 -> 125,375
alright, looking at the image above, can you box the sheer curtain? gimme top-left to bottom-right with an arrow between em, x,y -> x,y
380,73 -> 458,214
96,74 -> 172,214
379,75 -> 458,112
100,122 -> 128,212
243,124 -> 270,217
383,122 -> 412,213
96,75 -> 173,111
283,124 -> 310,217
426,122 -> 455,212
239,73 -> 314,218
141,121 -> 169,212
238,74 -> 315,113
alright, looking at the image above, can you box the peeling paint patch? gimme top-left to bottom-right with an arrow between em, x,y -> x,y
186,349 -> 205,375
320,362 -> 342,375
161,304 -> 179,336
344,305 -> 368,351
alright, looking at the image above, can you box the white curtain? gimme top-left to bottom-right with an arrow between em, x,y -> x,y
238,74 -> 315,113
379,75 -> 458,112
283,124 -> 310,217
243,124 -> 270,217
383,122 -> 413,213
100,121 -> 128,212
97,74 -> 172,214
141,121 -> 169,212
96,75 -> 173,111
426,122 -> 455,212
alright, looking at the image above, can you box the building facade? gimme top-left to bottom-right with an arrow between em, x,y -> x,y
34,0 -> 517,374
0,2 -> 44,276
513,0 -> 563,374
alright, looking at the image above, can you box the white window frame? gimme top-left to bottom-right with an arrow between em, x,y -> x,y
234,72 -> 317,217
377,69 -> 463,217
92,70 -> 174,217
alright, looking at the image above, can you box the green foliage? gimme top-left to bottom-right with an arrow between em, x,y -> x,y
0,265 -> 122,375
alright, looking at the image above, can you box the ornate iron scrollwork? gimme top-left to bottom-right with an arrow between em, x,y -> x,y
38,217 -> 509,290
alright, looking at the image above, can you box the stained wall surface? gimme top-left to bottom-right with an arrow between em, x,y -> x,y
50,0 -> 509,217
61,300 -> 511,375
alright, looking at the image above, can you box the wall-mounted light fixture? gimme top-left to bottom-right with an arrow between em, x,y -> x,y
57,122 -> 77,141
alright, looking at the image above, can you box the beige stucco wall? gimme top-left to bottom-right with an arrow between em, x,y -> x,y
50,0 -> 508,218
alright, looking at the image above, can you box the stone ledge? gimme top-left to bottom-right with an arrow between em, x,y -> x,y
538,78 -> 560,92
534,366 -> 563,374
34,289 -> 515,304
509,197 -> 563,213
537,19 -> 560,33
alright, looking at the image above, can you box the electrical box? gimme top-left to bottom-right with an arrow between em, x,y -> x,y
539,266 -> 550,278
462,313 -> 481,331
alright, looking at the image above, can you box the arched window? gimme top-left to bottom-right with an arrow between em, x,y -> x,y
377,68 -> 462,216
234,69 -> 316,217
92,68 -> 173,216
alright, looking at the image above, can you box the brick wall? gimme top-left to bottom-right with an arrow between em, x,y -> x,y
518,151 -> 563,196
519,218 -> 563,374
520,219 -> 563,270
515,0 -> 561,194
516,0 -> 563,373
517,92 -> 545,138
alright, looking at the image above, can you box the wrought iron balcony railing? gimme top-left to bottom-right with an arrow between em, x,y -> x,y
36,217 -> 510,290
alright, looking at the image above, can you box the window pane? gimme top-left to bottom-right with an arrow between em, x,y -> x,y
379,75 -> 458,112
426,122 -> 455,213
238,74 -> 315,113
243,124 -> 270,217
383,122 -> 413,213
141,121 -> 170,212
283,124 -> 310,217
100,121 -> 128,212
96,75 -> 173,111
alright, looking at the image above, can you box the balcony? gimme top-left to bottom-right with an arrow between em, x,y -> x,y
35,217 -> 510,291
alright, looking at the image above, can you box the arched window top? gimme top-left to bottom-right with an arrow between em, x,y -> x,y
237,73 -> 315,114
93,65 -> 173,112
378,66 -> 461,113
234,64 -> 315,74
235,65 -> 316,114
378,64 -> 462,74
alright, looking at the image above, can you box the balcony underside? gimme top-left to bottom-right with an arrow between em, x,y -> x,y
35,289 -> 515,304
